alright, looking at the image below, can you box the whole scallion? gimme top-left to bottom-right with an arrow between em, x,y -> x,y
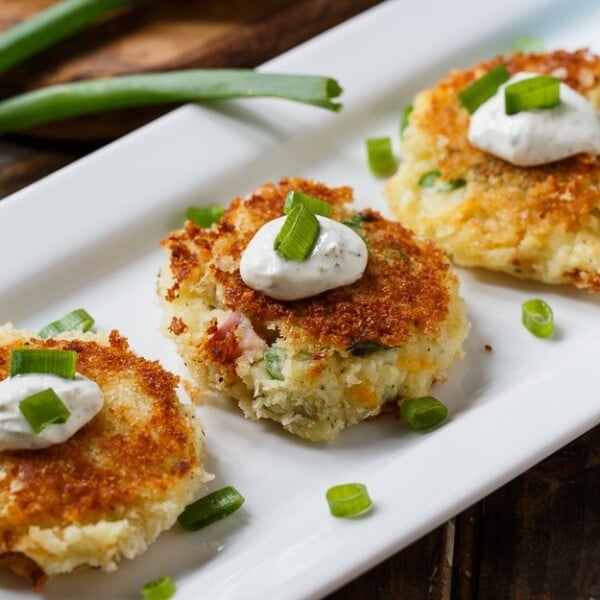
0,0 -> 137,77
0,70 -> 343,134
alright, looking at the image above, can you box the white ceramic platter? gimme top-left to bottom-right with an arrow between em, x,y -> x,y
0,0 -> 599,598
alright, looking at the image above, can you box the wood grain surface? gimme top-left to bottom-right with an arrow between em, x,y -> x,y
0,1 -> 598,599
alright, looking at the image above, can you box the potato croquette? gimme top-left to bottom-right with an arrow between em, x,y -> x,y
0,325 -> 209,589
159,178 -> 468,442
386,49 -> 600,291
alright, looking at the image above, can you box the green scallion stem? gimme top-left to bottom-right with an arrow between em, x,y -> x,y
10,348 -> 77,379
19,388 -> 71,434
458,64 -> 511,114
38,308 -> 94,339
283,190 -> 333,217
366,137 -> 397,177
521,298 -> 553,338
264,347 -> 284,380
274,203 -> 320,261
141,575 -> 177,600
504,75 -> 560,115
186,204 -> 225,228
0,70 -> 343,134
400,104 -> 413,136
178,486 -> 245,531
419,169 -> 441,187
437,178 -> 467,192
400,396 -> 448,430
0,0 -> 137,77
511,35 -> 544,54
326,483 -> 373,518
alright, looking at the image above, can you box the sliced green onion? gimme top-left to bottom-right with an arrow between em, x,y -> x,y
458,64 -> 511,114
186,204 -> 225,228
522,298 -> 554,338
326,483 -> 372,518
178,486 -> 245,531
504,75 -> 560,115
274,204 -> 319,261
400,104 -> 413,136
366,137 -> 397,177
347,341 -> 392,356
264,347 -> 284,380
0,71 -> 342,134
19,388 -> 71,434
511,35 -> 544,54
0,0 -> 137,77
10,349 -> 77,379
283,190 -> 332,217
400,396 -> 448,430
437,178 -> 467,192
342,215 -> 364,231
38,308 -> 94,339
419,169 -> 441,187
141,575 -> 177,600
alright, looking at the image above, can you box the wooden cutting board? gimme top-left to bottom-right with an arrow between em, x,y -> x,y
0,0 -> 381,140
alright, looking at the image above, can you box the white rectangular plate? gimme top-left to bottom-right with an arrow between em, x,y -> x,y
1,0 -> 599,598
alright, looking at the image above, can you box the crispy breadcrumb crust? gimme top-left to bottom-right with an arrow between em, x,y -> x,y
0,325 -> 210,587
386,49 -> 600,291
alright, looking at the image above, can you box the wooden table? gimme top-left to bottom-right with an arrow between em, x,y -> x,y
0,2 -> 598,598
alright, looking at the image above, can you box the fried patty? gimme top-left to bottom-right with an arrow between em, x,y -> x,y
0,325 -> 209,588
386,49 -> 600,291
159,178 -> 468,442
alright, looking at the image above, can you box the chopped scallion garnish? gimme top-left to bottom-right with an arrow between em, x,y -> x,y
521,298 -> 553,338
511,35 -> 544,54
437,178 -> 467,192
178,486 -> 245,531
400,396 -> 448,430
264,347 -> 284,380
186,204 -> 225,228
326,483 -> 372,518
38,308 -> 94,339
400,104 -> 413,136
418,169 -> 441,187
458,64 -> 511,114
141,575 -> 177,600
283,190 -> 332,217
366,137 -> 397,177
19,388 -> 71,434
10,349 -> 77,379
274,203 -> 320,261
504,75 -> 560,115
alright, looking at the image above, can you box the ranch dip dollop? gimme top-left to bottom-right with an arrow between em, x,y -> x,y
240,215 -> 368,301
0,373 -> 103,451
468,71 -> 600,166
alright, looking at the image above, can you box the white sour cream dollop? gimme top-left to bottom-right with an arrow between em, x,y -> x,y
0,373 -> 103,451
468,72 -> 600,166
240,215 -> 368,301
